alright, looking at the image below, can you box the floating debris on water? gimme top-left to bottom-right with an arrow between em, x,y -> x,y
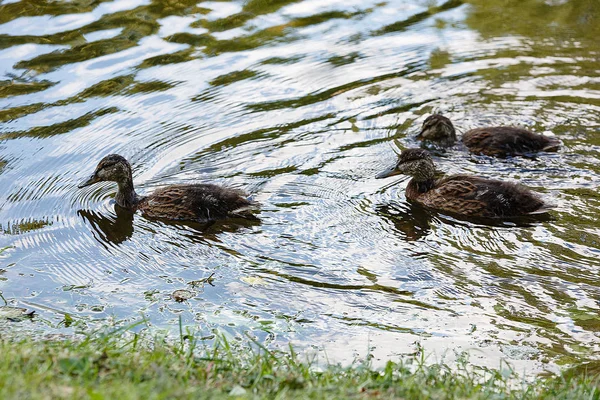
172,289 -> 194,302
0,306 -> 35,322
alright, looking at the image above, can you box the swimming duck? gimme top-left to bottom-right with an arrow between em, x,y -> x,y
78,154 -> 256,222
376,148 -> 552,218
418,114 -> 560,157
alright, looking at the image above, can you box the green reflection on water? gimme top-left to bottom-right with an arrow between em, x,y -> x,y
0,107 -> 118,140
465,0 -> 600,43
0,78 -> 55,99
210,70 -> 260,87
1,218 -> 52,235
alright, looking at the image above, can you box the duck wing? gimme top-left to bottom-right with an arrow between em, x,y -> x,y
138,184 -> 255,222
418,175 -> 549,217
463,127 -> 560,157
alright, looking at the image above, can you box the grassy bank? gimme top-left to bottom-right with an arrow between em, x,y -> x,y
0,327 -> 598,399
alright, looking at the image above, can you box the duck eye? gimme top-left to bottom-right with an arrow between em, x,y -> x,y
99,161 -> 117,169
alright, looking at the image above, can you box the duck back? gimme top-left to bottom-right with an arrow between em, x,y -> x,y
408,175 -> 549,218
137,184 -> 254,222
462,127 -> 560,157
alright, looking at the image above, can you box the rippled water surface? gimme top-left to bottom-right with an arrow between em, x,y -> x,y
1,0 -> 599,371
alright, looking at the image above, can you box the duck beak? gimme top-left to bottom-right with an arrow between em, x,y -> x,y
376,164 -> 401,179
416,124 -> 431,139
78,173 -> 100,188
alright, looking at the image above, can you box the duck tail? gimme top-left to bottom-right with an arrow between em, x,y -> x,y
228,200 -> 260,220
542,137 -> 561,152
527,202 -> 556,215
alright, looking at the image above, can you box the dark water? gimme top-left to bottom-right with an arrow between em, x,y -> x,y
0,0 -> 599,372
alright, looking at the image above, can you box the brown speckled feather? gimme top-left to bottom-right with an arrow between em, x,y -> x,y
377,148 -> 552,219
137,184 -> 254,222
462,127 -> 560,157
406,175 -> 547,218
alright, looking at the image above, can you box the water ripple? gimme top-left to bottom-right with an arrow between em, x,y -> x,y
0,0 -> 599,372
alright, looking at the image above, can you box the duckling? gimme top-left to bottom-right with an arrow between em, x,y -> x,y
78,154 -> 256,222
376,148 -> 552,218
418,114 -> 560,157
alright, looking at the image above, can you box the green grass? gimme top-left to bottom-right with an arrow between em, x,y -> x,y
0,324 -> 598,399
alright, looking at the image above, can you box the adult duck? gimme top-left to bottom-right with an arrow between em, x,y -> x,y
418,114 -> 560,157
79,154 -> 256,222
376,148 -> 552,218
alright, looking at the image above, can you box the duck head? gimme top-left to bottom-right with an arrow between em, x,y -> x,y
376,148 -> 436,181
78,154 -> 133,188
417,114 -> 456,144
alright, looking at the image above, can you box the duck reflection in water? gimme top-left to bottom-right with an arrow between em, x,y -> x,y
375,203 -> 432,241
78,205 -> 261,247
78,206 -> 134,247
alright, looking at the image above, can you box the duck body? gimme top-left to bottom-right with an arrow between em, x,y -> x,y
137,184 -> 253,221
79,154 -> 256,222
376,148 -> 552,218
405,174 -> 547,218
462,126 -> 561,157
418,114 -> 560,157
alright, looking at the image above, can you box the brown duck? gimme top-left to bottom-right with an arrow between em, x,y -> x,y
376,148 -> 552,218
78,154 -> 256,222
418,114 -> 560,157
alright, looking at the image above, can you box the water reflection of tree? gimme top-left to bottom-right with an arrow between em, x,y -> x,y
465,0 -> 600,42
2,0 -> 354,73
1,218 -> 52,235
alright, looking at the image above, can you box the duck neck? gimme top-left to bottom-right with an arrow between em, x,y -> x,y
115,178 -> 139,210
406,178 -> 435,201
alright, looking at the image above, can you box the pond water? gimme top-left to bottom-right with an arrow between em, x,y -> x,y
1,0 -> 599,372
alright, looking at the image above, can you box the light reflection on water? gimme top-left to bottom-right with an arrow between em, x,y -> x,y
0,0 -> 599,372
